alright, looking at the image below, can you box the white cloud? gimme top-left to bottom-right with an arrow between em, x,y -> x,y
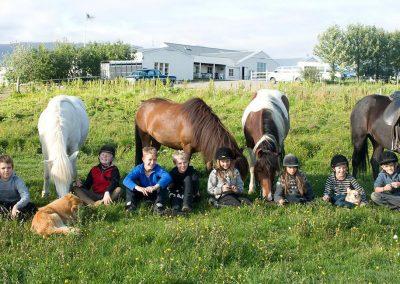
0,0 -> 399,57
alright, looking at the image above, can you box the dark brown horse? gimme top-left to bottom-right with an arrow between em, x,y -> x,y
135,97 -> 249,180
242,89 -> 290,200
351,93 -> 400,179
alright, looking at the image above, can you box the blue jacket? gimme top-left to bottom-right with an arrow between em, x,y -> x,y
123,164 -> 172,191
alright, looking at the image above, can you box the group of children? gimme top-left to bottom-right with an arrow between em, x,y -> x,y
2,143 -> 400,219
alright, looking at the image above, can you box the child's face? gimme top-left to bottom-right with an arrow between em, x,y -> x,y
334,164 -> 347,180
0,162 -> 13,181
382,162 -> 396,175
286,166 -> 298,176
219,158 -> 231,170
175,158 -> 189,174
143,153 -> 157,171
99,152 -> 113,166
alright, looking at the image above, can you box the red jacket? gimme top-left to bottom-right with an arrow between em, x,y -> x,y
82,164 -> 120,194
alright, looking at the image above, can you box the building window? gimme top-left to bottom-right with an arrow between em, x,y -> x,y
229,69 -> 234,77
165,63 -> 169,75
207,66 -> 212,74
257,62 -> 266,72
154,62 -> 158,70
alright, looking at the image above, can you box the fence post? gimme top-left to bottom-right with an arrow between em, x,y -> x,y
16,76 -> 20,93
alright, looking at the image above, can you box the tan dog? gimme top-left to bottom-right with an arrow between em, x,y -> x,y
31,193 -> 82,237
345,188 -> 361,206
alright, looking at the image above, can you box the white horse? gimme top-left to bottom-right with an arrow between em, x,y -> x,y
38,95 -> 89,198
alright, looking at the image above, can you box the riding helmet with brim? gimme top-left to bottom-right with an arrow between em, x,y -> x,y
99,145 -> 116,156
380,151 -> 398,165
283,154 -> 299,167
215,147 -> 235,160
331,154 -> 348,168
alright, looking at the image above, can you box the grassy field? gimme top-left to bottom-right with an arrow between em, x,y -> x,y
1,80 -> 400,283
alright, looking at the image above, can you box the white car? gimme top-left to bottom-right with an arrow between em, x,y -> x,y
267,66 -> 302,83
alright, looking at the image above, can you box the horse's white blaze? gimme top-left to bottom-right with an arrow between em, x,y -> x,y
38,95 -> 89,197
242,89 -> 289,146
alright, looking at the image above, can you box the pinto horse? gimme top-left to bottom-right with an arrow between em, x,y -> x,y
242,89 -> 290,200
38,95 -> 89,198
135,97 -> 248,180
351,93 -> 400,179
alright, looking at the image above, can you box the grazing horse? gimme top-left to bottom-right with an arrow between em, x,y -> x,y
351,93 -> 400,179
242,89 -> 290,200
135,97 -> 249,180
38,95 -> 89,198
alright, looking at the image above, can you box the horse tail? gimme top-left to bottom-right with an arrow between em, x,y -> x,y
50,120 -> 73,197
135,122 -> 143,166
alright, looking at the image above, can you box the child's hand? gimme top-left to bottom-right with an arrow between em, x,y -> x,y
231,185 -> 238,193
391,182 -> 400,188
74,179 -> 82,187
102,191 -> 112,205
384,184 -> 393,191
11,205 -> 20,219
222,184 -> 231,192
322,195 -> 330,202
278,199 -> 286,206
136,186 -> 148,196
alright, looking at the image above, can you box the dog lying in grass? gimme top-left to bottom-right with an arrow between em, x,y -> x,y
31,193 -> 82,237
345,188 -> 362,206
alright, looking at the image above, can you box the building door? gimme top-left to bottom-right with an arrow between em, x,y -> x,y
241,67 -> 245,80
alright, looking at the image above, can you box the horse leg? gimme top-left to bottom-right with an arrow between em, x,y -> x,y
135,129 -> 153,165
351,129 -> 369,178
245,148 -> 256,194
371,140 -> 384,179
182,144 -> 193,161
42,160 -> 51,198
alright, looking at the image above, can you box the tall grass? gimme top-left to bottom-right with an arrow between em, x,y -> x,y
0,80 -> 399,282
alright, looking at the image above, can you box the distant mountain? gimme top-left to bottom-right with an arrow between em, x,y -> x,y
0,42 -> 141,63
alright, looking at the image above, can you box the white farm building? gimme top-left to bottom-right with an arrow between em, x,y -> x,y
101,42 -> 279,81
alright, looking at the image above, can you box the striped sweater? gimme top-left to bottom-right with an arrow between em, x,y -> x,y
323,173 -> 367,203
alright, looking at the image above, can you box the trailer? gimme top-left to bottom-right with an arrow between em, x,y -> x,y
100,60 -> 143,79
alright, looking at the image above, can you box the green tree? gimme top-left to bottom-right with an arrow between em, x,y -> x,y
4,45 -> 36,83
389,31 -> 400,83
314,25 -> 344,81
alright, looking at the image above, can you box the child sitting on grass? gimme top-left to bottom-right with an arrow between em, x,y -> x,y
168,150 -> 200,213
274,154 -> 314,205
73,145 -> 121,206
0,154 -> 36,219
322,154 -> 367,208
123,147 -> 172,215
371,151 -> 400,210
207,147 -> 251,207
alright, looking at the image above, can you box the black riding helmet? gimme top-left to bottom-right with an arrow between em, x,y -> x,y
380,151 -> 398,165
99,145 -> 116,157
331,154 -> 349,168
215,147 -> 235,160
283,154 -> 299,167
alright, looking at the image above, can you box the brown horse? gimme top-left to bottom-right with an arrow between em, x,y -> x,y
242,89 -> 290,200
351,93 -> 400,179
135,97 -> 249,180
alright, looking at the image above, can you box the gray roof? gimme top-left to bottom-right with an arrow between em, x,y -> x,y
272,56 -> 319,67
165,42 -> 240,56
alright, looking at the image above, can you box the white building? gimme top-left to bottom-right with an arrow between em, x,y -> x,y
123,42 -> 279,81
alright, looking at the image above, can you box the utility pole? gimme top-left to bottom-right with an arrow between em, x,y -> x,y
84,13 -> 95,47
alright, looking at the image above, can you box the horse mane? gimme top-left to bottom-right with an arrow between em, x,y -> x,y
181,98 -> 240,161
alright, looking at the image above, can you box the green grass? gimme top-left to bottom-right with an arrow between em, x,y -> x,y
1,80 -> 400,283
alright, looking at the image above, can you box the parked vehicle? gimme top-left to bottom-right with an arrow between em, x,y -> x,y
126,69 -> 176,86
267,66 -> 302,83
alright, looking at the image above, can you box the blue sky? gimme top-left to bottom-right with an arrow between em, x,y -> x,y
0,0 -> 398,58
